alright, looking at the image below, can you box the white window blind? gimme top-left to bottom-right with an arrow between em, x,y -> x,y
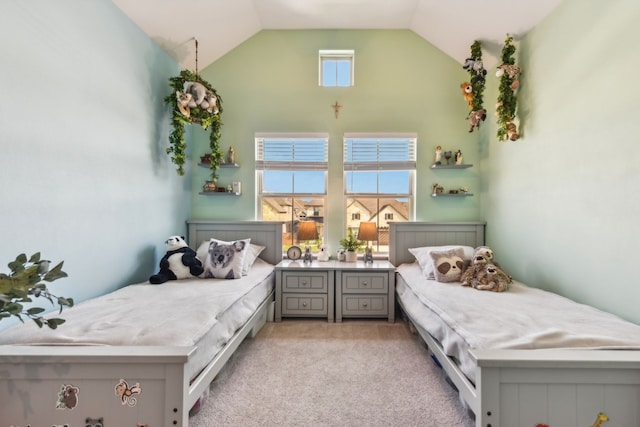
343,133 -> 416,171
256,133 -> 328,171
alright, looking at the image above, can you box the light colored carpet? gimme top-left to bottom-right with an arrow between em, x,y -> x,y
190,319 -> 474,427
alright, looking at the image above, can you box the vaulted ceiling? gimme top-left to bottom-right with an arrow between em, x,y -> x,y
113,0 -> 562,70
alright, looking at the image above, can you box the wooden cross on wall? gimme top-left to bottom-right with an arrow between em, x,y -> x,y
331,101 -> 342,119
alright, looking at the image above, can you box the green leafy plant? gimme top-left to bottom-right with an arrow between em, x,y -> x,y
467,40 -> 486,112
496,35 -> 521,141
0,253 -> 74,329
339,229 -> 364,252
164,69 -> 224,180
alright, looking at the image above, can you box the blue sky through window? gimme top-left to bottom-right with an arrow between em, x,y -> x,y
322,59 -> 351,86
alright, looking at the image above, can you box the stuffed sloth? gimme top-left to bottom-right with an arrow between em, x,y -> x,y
461,246 -> 512,292
149,236 -> 204,284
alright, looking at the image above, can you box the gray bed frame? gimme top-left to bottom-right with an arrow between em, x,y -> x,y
389,221 -> 640,427
0,220 -> 283,427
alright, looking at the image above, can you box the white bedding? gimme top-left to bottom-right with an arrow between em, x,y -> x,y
0,258 -> 275,379
396,262 -> 640,382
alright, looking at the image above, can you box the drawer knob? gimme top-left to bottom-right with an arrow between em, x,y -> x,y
301,281 -> 308,286
302,302 -> 308,307
362,281 -> 368,286
362,303 -> 368,308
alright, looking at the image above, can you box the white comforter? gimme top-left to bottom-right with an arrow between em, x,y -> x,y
397,263 -> 640,351
0,259 -> 274,347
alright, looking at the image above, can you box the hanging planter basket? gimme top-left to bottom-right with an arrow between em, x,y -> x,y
164,40 -> 224,179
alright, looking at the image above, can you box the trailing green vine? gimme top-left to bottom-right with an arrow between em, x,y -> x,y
496,35 -> 521,141
164,69 -> 224,179
462,40 -> 487,133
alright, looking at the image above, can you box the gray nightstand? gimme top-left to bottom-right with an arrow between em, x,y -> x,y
334,261 -> 395,323
275,260 -> 335,322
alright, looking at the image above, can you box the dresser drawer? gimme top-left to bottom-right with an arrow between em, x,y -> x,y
282,272 -> 328,293
341,295 -> 388,316
341,272 -> 388,294
282,293 -> 328,316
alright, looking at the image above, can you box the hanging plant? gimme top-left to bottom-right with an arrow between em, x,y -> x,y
496,35 -> 522,141
462,41 -> 487,133
163,40 -> 224,179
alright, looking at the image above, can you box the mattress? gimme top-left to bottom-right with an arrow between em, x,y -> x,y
0,258 -> 275,380
396,262 -> 640,382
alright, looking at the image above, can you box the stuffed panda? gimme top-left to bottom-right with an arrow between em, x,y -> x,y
149,236 -> 204,284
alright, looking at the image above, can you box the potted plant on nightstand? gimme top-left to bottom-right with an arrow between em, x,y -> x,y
339,229 -> 364,262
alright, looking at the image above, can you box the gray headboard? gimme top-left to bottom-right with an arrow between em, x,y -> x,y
186,221 -> 284,265
388,221 -> 486,266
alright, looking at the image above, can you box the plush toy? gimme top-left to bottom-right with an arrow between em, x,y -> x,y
496,64 -> 521,79
149,236 -> 204,284
506,122 -> 520,141
463,58 -> 487,79
184,81 -> 207,107
467,109 -> 487,132
460,82 -> 474,109
176,91 -> 192,117
461,246 -> 512,292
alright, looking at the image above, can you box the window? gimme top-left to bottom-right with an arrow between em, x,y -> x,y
256,133 -> 328,250
319,50 -> 354,87
344,133 -> 416,253
352,212 -> 361,220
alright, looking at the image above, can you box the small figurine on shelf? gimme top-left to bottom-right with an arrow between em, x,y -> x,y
455,150 -> 463,165
203,181 -> 216,192
432,183 -> 444,196
226,184 -> 233,193
444,150 -> 452,165
434,145 -> 442,166
227,146 -> 235,165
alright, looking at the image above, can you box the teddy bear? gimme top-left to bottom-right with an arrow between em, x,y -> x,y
460,82 -> 474,109
149,236 -> 204,284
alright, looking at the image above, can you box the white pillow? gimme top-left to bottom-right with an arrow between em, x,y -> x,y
242,243 -> 265,275
197,239 -> 264,276
201,238 -> 250,279
408,245 -> 474,279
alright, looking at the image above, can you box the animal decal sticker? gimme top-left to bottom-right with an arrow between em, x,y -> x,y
85,417 -> 104,427
114,378 -> 142,407
55,384 -> 79,410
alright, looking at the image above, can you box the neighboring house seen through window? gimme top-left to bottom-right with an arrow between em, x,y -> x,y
256,133 -> 328,250
343,133 -> 416,253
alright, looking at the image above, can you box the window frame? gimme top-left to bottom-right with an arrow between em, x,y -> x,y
343,133 -> 417,255
255,133 -> 329,249
319,49 -> 354,87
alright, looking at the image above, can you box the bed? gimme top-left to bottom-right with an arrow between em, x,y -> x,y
389,221 -> 640,427
0,220 -> 283,427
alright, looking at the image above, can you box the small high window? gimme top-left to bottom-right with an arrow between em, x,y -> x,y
319,50 -> 354,87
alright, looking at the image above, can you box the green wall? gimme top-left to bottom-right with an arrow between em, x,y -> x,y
480,0 -> 640,323
192,30 -> 481,250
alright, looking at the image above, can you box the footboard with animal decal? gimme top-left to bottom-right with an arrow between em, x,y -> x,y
0,221 -> 283,427
389,221 -> 640,427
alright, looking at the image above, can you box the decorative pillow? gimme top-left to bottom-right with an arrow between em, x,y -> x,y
242,243 -> 265,275
197,239 -> 264,276
202,238 -> 250,279
429,248 -> 466,283
409,245 -> 474,279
